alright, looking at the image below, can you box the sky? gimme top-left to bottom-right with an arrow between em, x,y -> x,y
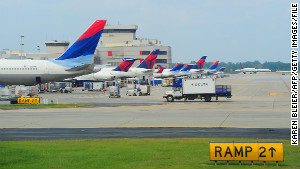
0,0 -> 297,63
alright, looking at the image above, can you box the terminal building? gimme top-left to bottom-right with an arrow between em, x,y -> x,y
0,24 -> 172,68
0,41 -> 70,60
96,25 -> 172,68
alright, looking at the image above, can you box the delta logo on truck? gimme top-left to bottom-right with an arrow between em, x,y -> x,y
191,82 -> 209,86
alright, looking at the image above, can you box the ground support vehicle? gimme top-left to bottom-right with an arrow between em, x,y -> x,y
139,85 -> 151,96
108,86 -> 120,98
83,82 -> 104,91
163,78 -> 231,102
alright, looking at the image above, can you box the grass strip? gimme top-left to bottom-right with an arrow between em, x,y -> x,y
0,138 -> 299,169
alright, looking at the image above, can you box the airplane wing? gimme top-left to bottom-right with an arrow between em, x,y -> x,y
66,64 -> 93,72
94,64 -> 111,72
141,69 -> 154,73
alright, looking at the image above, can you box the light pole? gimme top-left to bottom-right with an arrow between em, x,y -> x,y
20,35 -> 24,59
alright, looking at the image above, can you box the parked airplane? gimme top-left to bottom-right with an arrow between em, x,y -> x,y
75,58 -> 137,81
216,67 -> 226,74
153,56 -> 208,78
75,49 -> 159,81
0,20 -> 106,85
120,49 -> 160,77
153,63 -> 185,78
189,56 -> 207,74
155,67 -> 166,74
203,60 -> 220,75
235,62 -> 271,74
174,64 -> 194,77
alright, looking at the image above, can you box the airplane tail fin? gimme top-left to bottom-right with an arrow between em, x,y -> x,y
53,20 -> 106,68
218,67 -> 226,72
113,58 -> 136,72
170,63 -> 184,71
191,56 -> 207,69
157,67 -> 165,73
181,64 -> 193,72
137,49 -> 160,69
208,61 -> 219,70
240,62 -> 243,69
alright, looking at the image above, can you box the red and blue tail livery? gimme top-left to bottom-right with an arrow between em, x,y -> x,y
180,64 -> 193,72
137,49 -> 160,69
52,20 -> 106,68
157,67 -> 165,73
170,63 -> 184,72
113,58 -> 136,72
191,56 -> 207,70
218,67 -> 226,72
208,61 -> 219,71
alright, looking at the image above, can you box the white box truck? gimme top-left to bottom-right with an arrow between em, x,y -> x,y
163,78 -> 231,102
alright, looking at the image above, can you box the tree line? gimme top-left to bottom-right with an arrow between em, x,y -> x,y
187,61 -> 296,73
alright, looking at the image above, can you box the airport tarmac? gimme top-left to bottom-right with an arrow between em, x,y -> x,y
0,127 -> 289,141
0,73 -> 291,130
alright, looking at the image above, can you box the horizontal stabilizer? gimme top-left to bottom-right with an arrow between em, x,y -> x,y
66,64 -> 92,72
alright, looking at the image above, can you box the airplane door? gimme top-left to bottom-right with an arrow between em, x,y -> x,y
44,62 -> 49,74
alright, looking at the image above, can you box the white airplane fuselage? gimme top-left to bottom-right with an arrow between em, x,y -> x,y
120,68 -> 153,78
75,68 -> 124,81
76,67 -> 154,81
0,59 -> 92,85
153,69 -> 179,78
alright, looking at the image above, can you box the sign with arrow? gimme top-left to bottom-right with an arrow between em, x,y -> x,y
210,142 -> 283,162
258,142 -> 284,161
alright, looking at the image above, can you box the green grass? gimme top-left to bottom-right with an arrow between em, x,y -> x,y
0,104 -> 92,109
0,138 -> 299,169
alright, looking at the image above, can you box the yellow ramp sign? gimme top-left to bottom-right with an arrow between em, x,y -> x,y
210,142 -> 283,162
234,143 -> 259,161
258,143 -> 284,161
18,98 -> 40,104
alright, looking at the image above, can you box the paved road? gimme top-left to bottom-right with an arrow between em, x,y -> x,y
0,101 -> 289,128
0,127 -> 290,141
0,73 -> 292,141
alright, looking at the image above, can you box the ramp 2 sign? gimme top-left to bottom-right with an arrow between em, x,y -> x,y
209,142 -> 283,162
18,98 -> 40,104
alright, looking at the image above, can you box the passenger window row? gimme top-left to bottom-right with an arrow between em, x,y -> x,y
0,67 -> 37,71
